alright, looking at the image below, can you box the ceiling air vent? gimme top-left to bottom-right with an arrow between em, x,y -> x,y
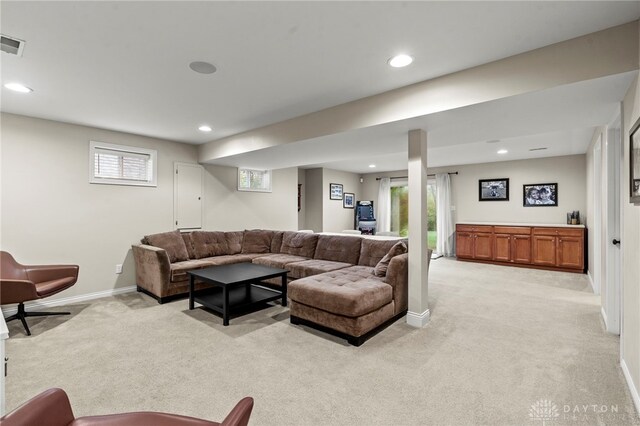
529,147 -> 548,152
1,35 -> 25,56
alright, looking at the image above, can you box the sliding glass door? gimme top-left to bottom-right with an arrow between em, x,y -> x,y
389,179 -> 437,250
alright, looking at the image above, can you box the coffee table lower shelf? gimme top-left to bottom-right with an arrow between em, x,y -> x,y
193,285 -> 282,325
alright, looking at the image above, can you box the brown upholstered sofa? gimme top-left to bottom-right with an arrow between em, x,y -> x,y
132,229 -> 409,345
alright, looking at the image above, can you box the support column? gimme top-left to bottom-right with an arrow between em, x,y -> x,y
407,129 -> 430,327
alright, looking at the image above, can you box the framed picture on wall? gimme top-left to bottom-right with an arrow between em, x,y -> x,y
478,178 -> 509,201
523,183 -> 558,207
343,193 -> 355,208
330,183 -> 343,200
630,116 -> 640,203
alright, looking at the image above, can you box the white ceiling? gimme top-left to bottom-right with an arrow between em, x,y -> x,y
1,1 -> 639,171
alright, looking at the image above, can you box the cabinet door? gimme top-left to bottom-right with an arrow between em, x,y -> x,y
494,234 -> 511,262
532,235 -> 556,266
456,232 -> 474,258
512,235 -> 532,264
474,233 -> 493,260
557,236 -> 584,269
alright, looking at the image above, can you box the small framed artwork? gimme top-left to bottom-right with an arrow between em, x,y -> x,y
343,193 -> 355,209
479,178 -> 509,201
629,116 -> 640,203
330,183 -> 343,200
523,183 -> 558,207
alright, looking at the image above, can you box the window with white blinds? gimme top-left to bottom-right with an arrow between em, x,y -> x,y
89,141 -> 157,187
237,168 -> 272,192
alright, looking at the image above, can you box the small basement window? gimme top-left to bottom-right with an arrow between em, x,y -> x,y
89,141 -> 157,187
238,168 -> 271,192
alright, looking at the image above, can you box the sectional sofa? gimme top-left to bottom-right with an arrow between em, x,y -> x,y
132,229 -> 410,345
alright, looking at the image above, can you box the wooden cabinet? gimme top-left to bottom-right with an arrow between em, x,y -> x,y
456,225 -> 493,260
456,224 -> 585,273
532,228 -> 584,269
494,227 -> 532,264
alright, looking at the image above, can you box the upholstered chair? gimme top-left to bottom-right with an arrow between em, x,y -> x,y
0,251 -> 79,335
0,388 -> 254,426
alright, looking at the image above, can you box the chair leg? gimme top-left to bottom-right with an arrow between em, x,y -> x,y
4,303 -> 70,336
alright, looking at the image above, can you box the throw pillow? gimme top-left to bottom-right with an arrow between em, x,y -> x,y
373,241 -> 408,277
145,230 -> 190,263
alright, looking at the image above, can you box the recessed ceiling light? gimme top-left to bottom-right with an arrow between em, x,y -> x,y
369,164 -> 376,168
189,61 -> 217,74
388,54 -> 413,68
497,149 -> 508,155
4,82 -> 32,93
198,125 -> 212,132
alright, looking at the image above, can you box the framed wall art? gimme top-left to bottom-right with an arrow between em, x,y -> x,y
478,178 -> 509,201
630,116 -> 640,203
523,183 -> 558,207
343,193 -> 355,208
330,183 -> 343,200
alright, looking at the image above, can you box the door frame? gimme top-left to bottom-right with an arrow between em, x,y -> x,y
173,162 -> 205,231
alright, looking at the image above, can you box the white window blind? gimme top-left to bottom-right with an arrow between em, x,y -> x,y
90,141 -> 157,187
237,168 -> 272,192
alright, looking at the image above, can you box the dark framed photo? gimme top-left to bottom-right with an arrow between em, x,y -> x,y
630,116 -> 640,203
523,183 -> 558,207
343,193 -> 355,208
479,178 -> 509,201
329,183 -> 343,200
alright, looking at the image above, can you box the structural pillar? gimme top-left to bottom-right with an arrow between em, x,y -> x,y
407,129 -> 430,327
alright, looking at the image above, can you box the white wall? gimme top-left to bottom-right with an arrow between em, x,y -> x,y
362,155 -> 586,225
621,74 -> 640,412
0,113 -> 198,300
322,168 -> 361,232
202,165 -> 298,231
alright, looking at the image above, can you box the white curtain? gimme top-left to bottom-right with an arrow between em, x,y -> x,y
377,178 -> 391,233
435,173 -> 454,256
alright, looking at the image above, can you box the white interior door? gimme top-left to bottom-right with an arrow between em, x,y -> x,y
605,114 -> 622,334
593,137 -> 602,295
174,162 -> 203,230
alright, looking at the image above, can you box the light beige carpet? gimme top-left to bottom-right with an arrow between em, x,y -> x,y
5,259 -> 639,425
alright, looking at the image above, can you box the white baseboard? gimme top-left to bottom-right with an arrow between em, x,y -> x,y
601,306 -> 609,330
1,286 -> 137,316
406,309 -> 431,328
621,358 -> 640,416
587,271 -> 596,294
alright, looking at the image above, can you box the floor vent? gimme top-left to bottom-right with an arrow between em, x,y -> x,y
1,35 -> 25,56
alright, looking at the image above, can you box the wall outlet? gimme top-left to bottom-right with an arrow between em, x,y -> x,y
115,264 -> 123,274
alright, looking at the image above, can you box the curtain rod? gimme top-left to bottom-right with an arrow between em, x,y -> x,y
375,172 -> 458,181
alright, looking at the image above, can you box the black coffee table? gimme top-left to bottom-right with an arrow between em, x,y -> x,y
188,263 -> 288,326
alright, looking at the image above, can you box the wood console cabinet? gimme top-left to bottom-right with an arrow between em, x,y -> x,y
456,224 -> 585,273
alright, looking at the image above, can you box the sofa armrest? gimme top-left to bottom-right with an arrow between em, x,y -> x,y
131,244 -> 171,299
384,253 -> 409,315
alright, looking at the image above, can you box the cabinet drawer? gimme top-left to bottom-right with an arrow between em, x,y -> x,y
533,227 -> 583,237
493,226 -> 531,235
456,224 -> 493,233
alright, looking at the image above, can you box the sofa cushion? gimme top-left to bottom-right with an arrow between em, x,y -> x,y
280,231 -> 319,258
190,231 -> 230,258
286,259 -> 352,280
169,255 -> 257,282
225,231 -> 244,255
271,231 -> 284,254
241,229 -> 273,254
314,235 -> 361,264
144,231 -> 190,263
358,239 -> 403,267
374,241 -> 408,277
289,276 -> 392,317
181,233 -> 197,259
252,253 -> 309,270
